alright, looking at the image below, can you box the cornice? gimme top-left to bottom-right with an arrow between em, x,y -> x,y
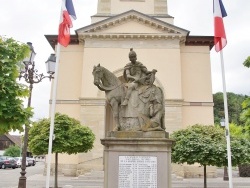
78,33 -> 186,44
45,34 -> 214,51
185,35 -> 214,50
45,35 -> 79,50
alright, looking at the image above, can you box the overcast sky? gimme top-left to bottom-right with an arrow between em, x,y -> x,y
1,0 -> 249,123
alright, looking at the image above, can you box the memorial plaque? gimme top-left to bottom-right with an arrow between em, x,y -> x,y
118,156 -> 157,188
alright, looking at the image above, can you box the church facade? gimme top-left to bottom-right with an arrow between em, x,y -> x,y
46,0 -> 214,176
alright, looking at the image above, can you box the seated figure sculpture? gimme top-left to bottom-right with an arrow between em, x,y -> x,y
121,48 -> 152,106
92,48 -> 165,131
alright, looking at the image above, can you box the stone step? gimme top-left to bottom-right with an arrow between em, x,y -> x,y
77,170 -> 104,180
171,173 -> 183,181
62,186 -> 103,188
85,170 -> 104,176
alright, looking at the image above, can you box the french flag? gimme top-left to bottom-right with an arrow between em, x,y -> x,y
213,0 -> 227,52
58,0 -> 77,47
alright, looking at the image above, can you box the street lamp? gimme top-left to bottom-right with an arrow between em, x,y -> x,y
18,42 -> 56,188
220,118 -> 225,128
220,118 -> 229,181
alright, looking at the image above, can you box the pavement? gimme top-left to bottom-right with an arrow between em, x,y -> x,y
21,168 -> 250,188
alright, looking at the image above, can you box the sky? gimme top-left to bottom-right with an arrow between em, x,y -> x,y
1,0 -> 249,124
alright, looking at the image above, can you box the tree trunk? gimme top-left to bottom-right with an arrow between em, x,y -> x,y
54,153 -> 58,188
204,165 -> 207,188
223,166 -> 229,180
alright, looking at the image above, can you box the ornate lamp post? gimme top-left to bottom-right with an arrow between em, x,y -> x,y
18,42 -> 56,188
220,118 -> 229,181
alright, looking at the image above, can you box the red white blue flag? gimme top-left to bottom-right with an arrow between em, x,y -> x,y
213,0 -> 227,52
58,0 -> 77,47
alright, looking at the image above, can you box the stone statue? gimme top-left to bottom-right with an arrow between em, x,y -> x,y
121,48 -> 152,106
92,48 -> 165,132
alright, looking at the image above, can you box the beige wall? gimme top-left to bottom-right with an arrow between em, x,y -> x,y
182,106 -> 214,127
96,0 -> 168,15
112,0 -> 155,15
50,45 -> 84,121
180,46 -> 213,102
101,21 -> 164,34
55,45 -> 84,100
80,103 -> 106,159
180,45 -> 214,127
80,43 -> 183,99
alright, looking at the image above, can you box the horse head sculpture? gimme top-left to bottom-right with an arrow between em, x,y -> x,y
92,64 -> 124,130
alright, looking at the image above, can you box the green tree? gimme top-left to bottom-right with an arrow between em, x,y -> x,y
171,124 -> 250,188
3,145 -> 21,157
240,58 -> 250,127
228,123 -> 246,138
218,123 -> 250,165
213,92 -> 247,124
243,56 -> 250,68
238,57 -> 250,176
213,92 -> 225,123
0,37 -> 33,134
230,137 -> 250,165
28,113 -> 95,188
241,98 -> 250,126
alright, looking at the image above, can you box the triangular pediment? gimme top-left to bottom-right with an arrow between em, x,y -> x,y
76,10 -> 189,42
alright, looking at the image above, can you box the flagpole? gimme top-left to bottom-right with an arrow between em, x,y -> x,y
45,43 -> 61,188
45,1 -> 63,187
219,49 -> 233,188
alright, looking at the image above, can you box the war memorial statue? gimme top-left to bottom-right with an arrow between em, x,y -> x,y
93,49 -> 173,188
93,48 -> 165,132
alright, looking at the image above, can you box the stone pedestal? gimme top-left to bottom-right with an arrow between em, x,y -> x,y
101,131 -> 174,188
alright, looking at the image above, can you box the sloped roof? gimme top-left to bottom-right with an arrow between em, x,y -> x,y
5,134 -> 22,147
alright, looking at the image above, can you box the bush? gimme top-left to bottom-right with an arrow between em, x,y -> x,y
3,145 -> 21,157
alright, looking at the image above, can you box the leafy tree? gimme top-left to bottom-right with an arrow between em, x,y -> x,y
230,137 -> 250,165
3,145 -> 21,157
28,113 -> 95,188
241,98 -> 250,127
228,123 -> 247,138
217,123 -> 250,164
213,92 -> 225,123
0,37 -> 33,134
171,124 -> 250,188
240,56 -> 250,135
238,56 -> 250,176
243,56 -> 250,68
213,92 -> 248,124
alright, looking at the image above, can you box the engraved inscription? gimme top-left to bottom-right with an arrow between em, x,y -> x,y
118,156 -> 157,188
120,0 -> 145,2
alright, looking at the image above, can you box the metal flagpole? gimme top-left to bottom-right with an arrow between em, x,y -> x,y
45,43 -> 61,188
45,1 -> 63,187
219,49 -> 233,188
